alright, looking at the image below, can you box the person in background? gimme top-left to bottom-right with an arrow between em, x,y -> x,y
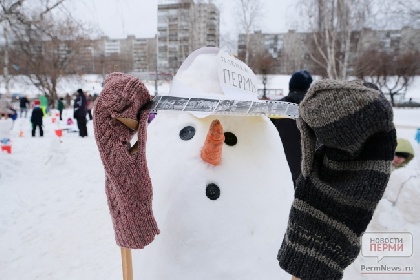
393,138 -> 415,169
74,89 -> 88,137
19,95 -> 30,118
381,137 -> 417,215
87,94 -> 93,121
57,97 -> 64,121
31,100 -> 44,137
270,70 -> 313,187
39,94 -> 48,116
65,93 -> 72,108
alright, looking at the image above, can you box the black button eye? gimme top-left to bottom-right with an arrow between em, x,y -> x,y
206,183 -> 220,200
180,126 -> 195,140
224,132 -> 237,146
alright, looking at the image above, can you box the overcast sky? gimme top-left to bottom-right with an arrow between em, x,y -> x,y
66,0 -> 298,39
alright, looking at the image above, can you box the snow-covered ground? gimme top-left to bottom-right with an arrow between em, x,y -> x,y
2,74 -> 420,102
0,107 -> 419,278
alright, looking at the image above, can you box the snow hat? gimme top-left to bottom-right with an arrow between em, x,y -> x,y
278,79 -> 397,279
172,47 -> 224,97
93,72 -> 159,249
34,100 -> 40,106
394,138 -> 415,167
169,47 -> 259,102
77,89 -> 83,94
289,70 -> 313,92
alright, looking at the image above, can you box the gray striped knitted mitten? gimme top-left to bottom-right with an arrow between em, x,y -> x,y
278,79 -> 397,279
93,72 -> 159,249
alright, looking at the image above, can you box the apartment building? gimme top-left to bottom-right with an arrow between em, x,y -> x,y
91,36 -> 157,74
239,27 -> 420,75
157,0 -> 220,74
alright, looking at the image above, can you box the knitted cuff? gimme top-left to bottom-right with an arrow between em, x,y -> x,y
105,174 -> 159,249
278,173 -> 364,280
94,73 -> 159,249
278,217 -> 347,279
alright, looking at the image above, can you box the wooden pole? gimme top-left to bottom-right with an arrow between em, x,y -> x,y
121,247 -> 133,280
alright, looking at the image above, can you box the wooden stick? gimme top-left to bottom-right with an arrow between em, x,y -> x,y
121,247 -> 133,280
292,276 -> 300,280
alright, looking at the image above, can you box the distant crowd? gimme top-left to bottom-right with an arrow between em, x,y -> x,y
0,89 -> 98,140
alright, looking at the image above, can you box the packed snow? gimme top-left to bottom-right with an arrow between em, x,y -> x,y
0,82 -> 419,280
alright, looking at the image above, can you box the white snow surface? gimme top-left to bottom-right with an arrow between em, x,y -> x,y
2,74 -> 420,102
0,105 -> 419,278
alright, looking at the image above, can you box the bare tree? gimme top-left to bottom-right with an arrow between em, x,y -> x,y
0,0 -> 67,23
104,52 -> 131,74
0,0 -> 67,96
249,50 -> 276,99
296,0 -> 372,79
373,0 -> 420,29
355,50 -> 419,106
219,32 -> 237,54
234,0 -> 263,65
9,14 -> 90,107
209,1 -> 237,54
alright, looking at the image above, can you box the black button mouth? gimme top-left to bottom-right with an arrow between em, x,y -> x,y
206,183 -> 220,200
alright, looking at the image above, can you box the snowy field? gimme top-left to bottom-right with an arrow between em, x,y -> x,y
2,74 -> 420,103
0,106 -> 419,279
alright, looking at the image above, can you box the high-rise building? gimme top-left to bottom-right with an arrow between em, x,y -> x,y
192,2 -> 219,49
157,0 -> 220,74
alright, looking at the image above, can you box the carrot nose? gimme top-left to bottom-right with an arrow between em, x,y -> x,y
201,119 -> 224,166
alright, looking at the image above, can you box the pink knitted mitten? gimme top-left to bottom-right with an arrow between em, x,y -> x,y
93,72 -> 159,249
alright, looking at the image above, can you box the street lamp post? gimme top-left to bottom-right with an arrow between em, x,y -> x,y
262,75 -> 267,100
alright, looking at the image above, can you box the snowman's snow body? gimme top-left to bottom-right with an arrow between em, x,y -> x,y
135,48 -> 294,279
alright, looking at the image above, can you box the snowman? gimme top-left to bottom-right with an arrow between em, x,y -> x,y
132,47 -> 294,279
